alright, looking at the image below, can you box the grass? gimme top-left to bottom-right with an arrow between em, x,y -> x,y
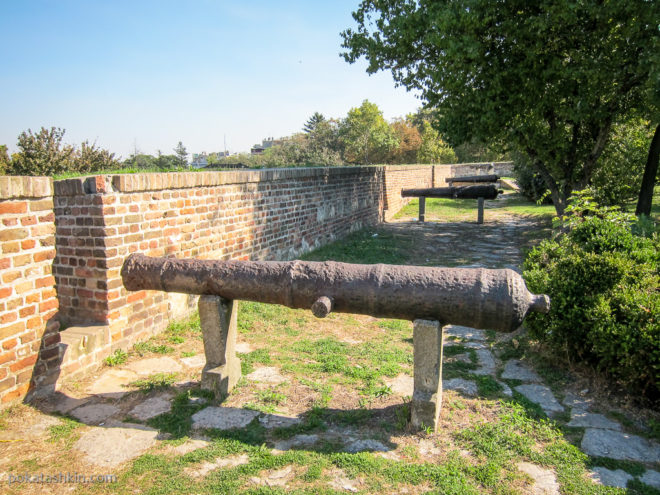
7,195 -> 660,495
394,192 -> 556,223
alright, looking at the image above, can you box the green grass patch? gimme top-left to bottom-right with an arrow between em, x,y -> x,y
300,228 -> 413,265
47,416 -> 81,445
104,348 -> 128,367
130,372 -> 179,392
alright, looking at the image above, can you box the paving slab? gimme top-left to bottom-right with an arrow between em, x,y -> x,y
236,342 -> 253,354
443,378 -> 478,397
87,369 -> 138,398
502,360 -> 542,382
444,325 -> 486,341
74,422 -> 160,468
180,354 -> 206,368
344,439 -> 390,453
384,373 -> 414,396
246,367 -> 286,384
250,466 -> 294,487
124,357 -> 183,376
562,392 -> 592,411
129,395 -> 173,421
185,454 -> 249,478
70,403 -> 119,425
517,462 -> 560,494
641,470 -> 660,489
473,348 -> 497,376
170,438 -> 211,456
191,407 -> 259,430
581,429 -> 660,462
272,434 -> 319,453
328,468 -> 360,493
498,381 -> 513,397
514,384 -> 564,415
48,394 -> 90,414
566,411 -> 621,430
589,467 -> 633,488
259,413 -> 302,429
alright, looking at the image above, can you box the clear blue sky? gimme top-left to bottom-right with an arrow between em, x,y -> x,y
0,0 -> 421,158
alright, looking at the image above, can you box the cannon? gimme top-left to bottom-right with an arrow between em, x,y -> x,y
121,254 -> 549,431
122,254 -> 548,332
401,184 -> 502,223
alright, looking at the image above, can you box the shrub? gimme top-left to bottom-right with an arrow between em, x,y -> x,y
523,192 -> 659,399
512,151 -> 552,203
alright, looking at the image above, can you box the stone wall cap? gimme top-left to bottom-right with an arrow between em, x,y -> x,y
0,176 -> 53,199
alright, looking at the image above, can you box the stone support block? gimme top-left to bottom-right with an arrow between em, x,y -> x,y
411,319 -> 444,432
199,296 -> 241,396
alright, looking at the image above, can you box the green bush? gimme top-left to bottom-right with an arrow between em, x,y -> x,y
523,192 -> 659,399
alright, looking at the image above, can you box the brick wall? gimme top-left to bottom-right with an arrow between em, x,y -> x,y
0,177 -> 60,403
0,162 -> 499,404
52,167 -> 388,378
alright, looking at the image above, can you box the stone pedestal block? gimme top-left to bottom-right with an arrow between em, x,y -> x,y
411,319 -> 444,432
199,296 -> 241,396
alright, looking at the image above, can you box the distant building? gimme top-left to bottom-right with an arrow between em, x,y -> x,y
251,137 -> 282,155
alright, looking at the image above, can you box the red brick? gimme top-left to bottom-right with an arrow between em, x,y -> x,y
26,316 -> 42,330
0,376 -> 17,393
35,275 -> 55,288
21,239 -> 36,250
0,287 -> 11,298
19,305 -> 36,318
0,351 -> 16,365
39,299 -> 58,313
2,242 -> 20,254
33,250 -> 55,263
20,216 -> 37,226
0,202 -> 27,215
2,382 -> 30,402
2,338 -> 18,350
1,312 -> 18,324
9,354 -> 38,373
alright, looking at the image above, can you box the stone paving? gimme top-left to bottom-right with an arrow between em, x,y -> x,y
7,215 -> 658,493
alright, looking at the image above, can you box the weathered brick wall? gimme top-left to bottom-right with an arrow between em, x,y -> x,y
0,162 -> 499,404
0,177 -> 60,403
53,167 -> 386,366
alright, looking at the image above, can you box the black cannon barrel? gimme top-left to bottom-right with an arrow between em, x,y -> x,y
447,174 -> 500,184
121,254 -> 549,332
401,184 -> 500,200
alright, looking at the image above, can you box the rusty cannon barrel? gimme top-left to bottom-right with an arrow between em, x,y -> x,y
401,184 -> 501,200
122,254 -> 549,332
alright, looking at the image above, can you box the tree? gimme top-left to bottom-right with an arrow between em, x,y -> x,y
74,140 -> 120,173
342,1 -> 659,214
303,112 -> 326,134
10,127 -> 75,176
174,141 -> 188,168
0,145 -> 10,175
636,124 -> 660,215
417,122 -> 456,164
387,118 -> 421,164
339,100 -> 397,164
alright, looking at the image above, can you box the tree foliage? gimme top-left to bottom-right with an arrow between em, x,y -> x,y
417,121 -> 456,164
339,100 -> 398,164
341,0 -> 660,213
174,141 -> 188,168
10,127 -> 75,176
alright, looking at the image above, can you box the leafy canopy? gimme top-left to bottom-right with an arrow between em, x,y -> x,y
341,0 -> 660,213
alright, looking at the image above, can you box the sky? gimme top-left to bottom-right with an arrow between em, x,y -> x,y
0,0 -> 422,158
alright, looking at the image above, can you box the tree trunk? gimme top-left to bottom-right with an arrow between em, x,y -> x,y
635,123 -> 660,216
